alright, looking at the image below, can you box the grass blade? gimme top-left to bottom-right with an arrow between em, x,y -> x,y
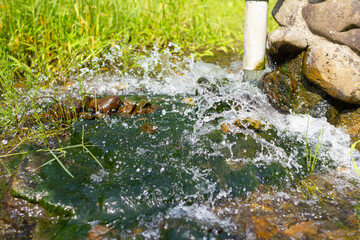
350,140 -> 360,177
83,145 -> 104,169
0,159 -> 11,176
48,149 -> 74,178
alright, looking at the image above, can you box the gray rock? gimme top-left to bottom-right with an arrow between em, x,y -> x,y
302,0 -> 360,54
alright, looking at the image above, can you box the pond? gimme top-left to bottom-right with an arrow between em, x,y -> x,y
3,49 -> 360,239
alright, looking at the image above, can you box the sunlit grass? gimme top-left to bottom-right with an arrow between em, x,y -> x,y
0,0 -> 278,79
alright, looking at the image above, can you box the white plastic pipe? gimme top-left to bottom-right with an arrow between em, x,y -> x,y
243,0 -> 268,70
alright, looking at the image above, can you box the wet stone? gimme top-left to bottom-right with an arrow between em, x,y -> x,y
262,70 -> 297,113
220,123 -> 231,133
218,173 -> 360,239
284,220 -> 319,238
117,101 -> 136,116
89,96 -> 121,114
251,216 -> 280,239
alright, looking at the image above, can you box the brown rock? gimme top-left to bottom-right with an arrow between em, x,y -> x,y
118,101 -> 137,116
272,0 -> 307,27
316,229 -> 360,240
326,103 -> 360,139
50,99 -> 81,120
82,96 -> 94,111
94,113 -> 107,119
302,44 -> 360,104
267,27 -> 308,64
302,0 -> 360,54
90,96 -> 121,114
262,52 -> 330,117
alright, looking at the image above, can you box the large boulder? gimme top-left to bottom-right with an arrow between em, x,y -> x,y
302,0 -> 360,54
265,0 -> 360,138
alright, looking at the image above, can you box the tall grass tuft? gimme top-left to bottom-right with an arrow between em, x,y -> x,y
305,121 -> 323,176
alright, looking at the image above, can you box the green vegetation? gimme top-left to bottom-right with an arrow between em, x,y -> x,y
0,0 -> 278,77
350,140 -> 360,177
305,125 -> 323,176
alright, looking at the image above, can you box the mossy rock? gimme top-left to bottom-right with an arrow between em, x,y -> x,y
262,52 -> 329,116
261,70 -> 297,112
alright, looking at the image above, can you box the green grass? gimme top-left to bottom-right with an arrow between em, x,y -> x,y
0,0 -> 278,78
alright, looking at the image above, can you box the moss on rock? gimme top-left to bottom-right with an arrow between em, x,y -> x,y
262,52 -> 328,116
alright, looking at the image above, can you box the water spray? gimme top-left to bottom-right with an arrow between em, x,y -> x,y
243,0 -> 268,84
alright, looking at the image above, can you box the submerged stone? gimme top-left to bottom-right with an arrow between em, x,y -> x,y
87,225 -> 111,240
82,96 -> 94,111
132,101 -> 156,115
220,123 -> 231,133
217,173 -> 360,239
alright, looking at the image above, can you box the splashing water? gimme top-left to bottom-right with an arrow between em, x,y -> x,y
18,45 -> 360,239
